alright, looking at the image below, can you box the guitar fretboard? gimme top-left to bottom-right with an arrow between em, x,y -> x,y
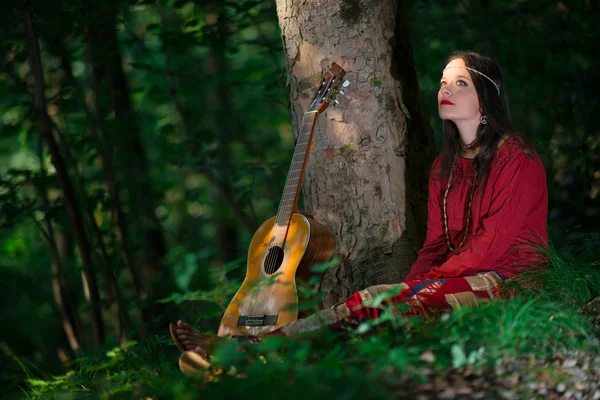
271,112 -> 318,246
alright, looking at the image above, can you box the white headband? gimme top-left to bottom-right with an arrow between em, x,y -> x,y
443,66 -> 500,96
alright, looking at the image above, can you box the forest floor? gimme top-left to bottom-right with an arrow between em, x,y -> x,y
12,296 -> 600,400
401,347 -> 600,399
8,247 -> 600,399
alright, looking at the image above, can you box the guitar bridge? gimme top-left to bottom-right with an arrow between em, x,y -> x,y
237,314 -> 278,327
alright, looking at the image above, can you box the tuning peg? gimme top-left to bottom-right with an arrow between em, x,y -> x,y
339,90 -> 345,95
342,80 -> 350,88
334,99 -> 340,105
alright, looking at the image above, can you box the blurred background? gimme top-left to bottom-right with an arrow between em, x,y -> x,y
1,0 -> 598,388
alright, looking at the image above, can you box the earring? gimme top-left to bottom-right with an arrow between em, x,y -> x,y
480,115 -> 488,125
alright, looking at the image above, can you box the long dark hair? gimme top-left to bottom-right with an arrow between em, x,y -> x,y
438,51 -> 535,187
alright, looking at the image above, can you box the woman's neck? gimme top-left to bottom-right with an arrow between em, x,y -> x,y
461,146 -> 480,159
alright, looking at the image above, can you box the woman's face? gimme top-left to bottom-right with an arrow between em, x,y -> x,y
438,58 -> 481,123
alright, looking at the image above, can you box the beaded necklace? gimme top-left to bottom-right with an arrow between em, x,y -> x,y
443,153 -> 477,252
460,137 -> 479,150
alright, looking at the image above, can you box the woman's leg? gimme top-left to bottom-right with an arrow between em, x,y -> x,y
171,271 -> 505,362
278,271 -> 505,336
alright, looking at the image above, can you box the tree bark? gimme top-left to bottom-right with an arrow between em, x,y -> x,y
22,0 -> 105,345
275,0 -> 436,306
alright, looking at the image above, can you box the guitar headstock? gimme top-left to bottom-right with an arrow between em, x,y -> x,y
307,63 -> 347,114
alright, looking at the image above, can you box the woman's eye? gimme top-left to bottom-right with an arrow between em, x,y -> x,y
440,80 -> 467,86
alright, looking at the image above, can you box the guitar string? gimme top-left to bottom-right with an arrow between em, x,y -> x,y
258,89 -> 331,322
267,115 -> 312,275
267,116 -> 313,274
266,97 -> 326,297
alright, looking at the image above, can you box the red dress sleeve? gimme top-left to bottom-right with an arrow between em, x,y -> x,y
405,155 -> 448,281
419,148 -> 546,280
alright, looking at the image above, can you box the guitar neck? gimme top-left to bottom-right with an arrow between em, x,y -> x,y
272,112 -> 318,244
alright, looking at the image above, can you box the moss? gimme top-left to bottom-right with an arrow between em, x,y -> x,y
370,76 -> 382,87
384,95 -> 396,113
339,145 -> 357,165
379,220 -> 390,238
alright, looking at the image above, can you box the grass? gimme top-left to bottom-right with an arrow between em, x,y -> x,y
8,236 -> 600,399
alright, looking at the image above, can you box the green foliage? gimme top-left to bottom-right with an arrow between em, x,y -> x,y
309,258 -> 339,274
1,0 -> 291,394
18,336 -> 186,399
509,236 -> 600,307
158,258 -> 244,318
14,249 -> 600,398
15,296 -> 598,399
1,0 -> 599,397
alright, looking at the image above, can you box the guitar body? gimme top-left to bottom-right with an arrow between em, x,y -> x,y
217,213 -> 334,337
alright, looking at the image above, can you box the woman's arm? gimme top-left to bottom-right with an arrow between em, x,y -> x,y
418,150 -> 547,280
405,155 -> 448,281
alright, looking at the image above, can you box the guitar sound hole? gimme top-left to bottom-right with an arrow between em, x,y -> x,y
264,246 -> 284,274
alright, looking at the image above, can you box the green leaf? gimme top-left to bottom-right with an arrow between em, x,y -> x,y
451,343 -> 467,368
212,340 -> 247,368
568,232 -> 586,241
310,258 -> 339,273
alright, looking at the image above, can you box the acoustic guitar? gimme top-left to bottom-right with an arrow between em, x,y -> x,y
218,63 -> 347,337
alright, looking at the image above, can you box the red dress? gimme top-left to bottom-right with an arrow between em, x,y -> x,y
262,137 -> 549,337
405,137 -> 549,281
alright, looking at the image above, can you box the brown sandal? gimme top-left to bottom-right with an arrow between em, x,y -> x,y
179,351 -> 211,375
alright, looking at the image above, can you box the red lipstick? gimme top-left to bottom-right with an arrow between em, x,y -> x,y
441,100 -> 454,105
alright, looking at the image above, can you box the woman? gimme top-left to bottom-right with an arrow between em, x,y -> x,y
172,51 -> 549,373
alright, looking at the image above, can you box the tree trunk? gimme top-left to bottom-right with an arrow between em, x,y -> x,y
49,102 -> 129,342
36,136 -> 81,352
275,0 -> 436,306
22,1 -> 105,345
48,36 -> 143,319
82,0 -> 167,329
